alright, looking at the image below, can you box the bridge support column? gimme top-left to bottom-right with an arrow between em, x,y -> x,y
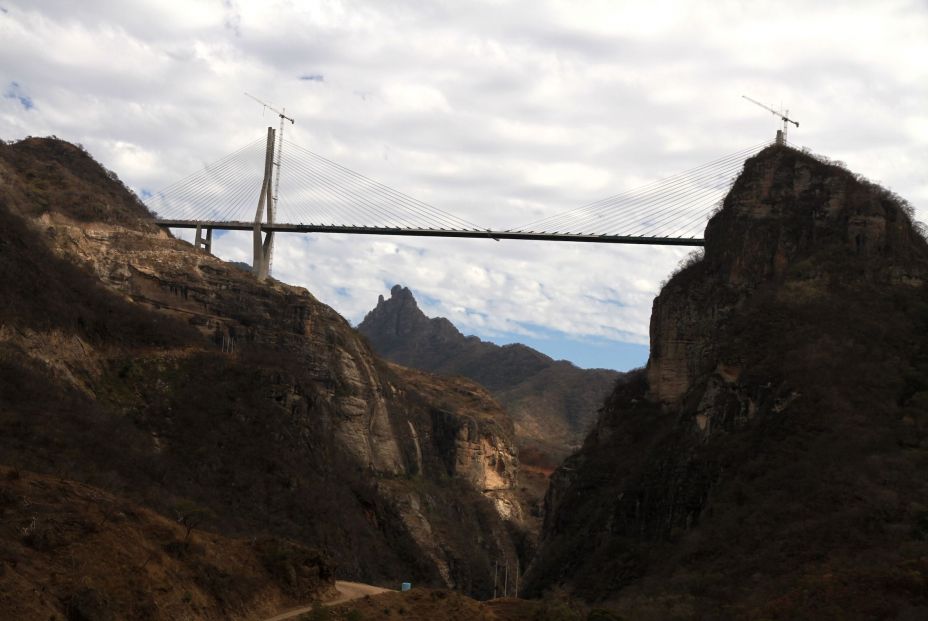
194,224 -> 213,254
253,127 -> 276,281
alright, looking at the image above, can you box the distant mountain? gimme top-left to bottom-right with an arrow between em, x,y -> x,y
358,285 -> 621,464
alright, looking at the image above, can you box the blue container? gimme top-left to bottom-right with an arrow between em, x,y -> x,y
401,582 -> 412,592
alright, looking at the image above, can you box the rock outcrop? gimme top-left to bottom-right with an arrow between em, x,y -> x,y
359,285 -> 621,463
525,145 -> 928,619
647,144 -> 927,405
0,137 -> 525,600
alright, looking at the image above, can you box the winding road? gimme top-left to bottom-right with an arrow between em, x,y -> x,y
262,581 -> 392,621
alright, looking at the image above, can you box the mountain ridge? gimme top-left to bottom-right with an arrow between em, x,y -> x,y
358,284 -> 621,463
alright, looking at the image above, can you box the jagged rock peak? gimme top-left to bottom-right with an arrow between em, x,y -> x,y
371,285 -> 411,307
390,283 -> 415,300
360,284 -> 437,339
370,284 -> 422,314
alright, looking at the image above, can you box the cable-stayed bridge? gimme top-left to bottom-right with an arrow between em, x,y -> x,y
148,126 -> 770,280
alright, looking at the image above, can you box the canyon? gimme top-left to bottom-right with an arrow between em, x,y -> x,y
3,136 -> 927,620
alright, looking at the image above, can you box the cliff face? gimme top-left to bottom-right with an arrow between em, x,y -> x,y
359,285 -> 620,463
525,145 -> 928,619
648,144 -> 927,405
0,137 -> 525,601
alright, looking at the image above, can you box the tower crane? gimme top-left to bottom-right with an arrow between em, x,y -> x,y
742,95 -> 798,143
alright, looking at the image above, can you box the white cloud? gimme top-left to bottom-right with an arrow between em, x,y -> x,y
2,0 -> 926,368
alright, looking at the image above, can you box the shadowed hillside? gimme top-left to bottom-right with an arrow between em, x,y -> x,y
524,144 -> 928,619
0,467 -> 334,620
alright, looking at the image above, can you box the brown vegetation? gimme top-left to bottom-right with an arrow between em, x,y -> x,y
0,466 -> 333,621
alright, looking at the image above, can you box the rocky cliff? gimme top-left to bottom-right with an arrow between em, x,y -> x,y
524,144 -> 928,619
358,285 -> 620,463
0,137 -> 527,602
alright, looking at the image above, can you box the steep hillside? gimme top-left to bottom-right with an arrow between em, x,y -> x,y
0,136 -> 527,600
524,144 -> 928,619
0,466 -> 333,621
358,285 -> 620,463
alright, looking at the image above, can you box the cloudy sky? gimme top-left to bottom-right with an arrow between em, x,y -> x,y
2,1 -> 926,370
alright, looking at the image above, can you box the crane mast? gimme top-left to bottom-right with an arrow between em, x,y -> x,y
742,95 -> 799,144
245,92 -> 294,217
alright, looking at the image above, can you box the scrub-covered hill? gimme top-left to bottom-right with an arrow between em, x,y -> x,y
0,466 -> 334,620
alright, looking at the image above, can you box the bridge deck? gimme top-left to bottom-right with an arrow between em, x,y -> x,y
155,219 -> 704,247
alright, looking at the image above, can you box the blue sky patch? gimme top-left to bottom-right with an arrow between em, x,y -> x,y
4,81 -> 34,110
299,74 -> 324,82
401,286 -> 646,370
485,329 -> 648,372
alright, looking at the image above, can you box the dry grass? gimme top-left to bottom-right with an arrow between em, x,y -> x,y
0,466 -> 333,621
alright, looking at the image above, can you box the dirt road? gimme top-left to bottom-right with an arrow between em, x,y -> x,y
262,581 -> 392,621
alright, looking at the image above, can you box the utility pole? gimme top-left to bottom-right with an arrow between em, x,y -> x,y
245,93 -> 295,279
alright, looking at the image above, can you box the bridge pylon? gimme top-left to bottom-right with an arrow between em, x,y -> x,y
193,223 -> 212,253
253,126 -> 276,281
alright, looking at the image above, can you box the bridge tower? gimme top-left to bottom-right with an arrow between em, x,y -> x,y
245,93 -> 295,281
253,126 -> 276,281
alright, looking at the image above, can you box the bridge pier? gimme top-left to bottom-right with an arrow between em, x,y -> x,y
194,224 -> 213,254
253,126 -> 276,281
